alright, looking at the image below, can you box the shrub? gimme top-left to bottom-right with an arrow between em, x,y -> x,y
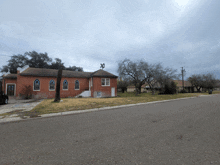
159,81 -> 177,94
180,89 -> 187,93
20,85 -> 33,99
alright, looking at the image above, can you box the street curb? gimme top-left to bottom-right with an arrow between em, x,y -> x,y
0,94 -> 219,123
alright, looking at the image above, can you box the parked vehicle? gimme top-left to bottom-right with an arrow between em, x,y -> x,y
0,91 -> 9,105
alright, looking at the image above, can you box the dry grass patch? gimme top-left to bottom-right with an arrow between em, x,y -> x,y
28,91 -> 218,115
31,97 -> 131,115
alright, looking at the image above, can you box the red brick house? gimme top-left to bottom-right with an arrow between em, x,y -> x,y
2,66 -> 118,98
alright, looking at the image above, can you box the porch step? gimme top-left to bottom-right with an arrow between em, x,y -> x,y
77,90 -> 91,97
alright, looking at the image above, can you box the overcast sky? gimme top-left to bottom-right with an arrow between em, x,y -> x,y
0,0 -> 220,79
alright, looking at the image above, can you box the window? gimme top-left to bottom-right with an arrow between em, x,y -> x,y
101,78 -> 110,86
63,80 -> 68,90
49,80 -> 55,90
97,91 -> 102,97
75,80 -> 79,90
34,79 -> 40,91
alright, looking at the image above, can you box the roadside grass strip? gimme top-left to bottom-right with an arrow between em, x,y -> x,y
25,91 -> 218,116
0,91 -> 219,119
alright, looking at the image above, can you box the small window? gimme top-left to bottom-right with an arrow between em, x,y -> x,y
49,80 -> 55,90
75,80 -> 79,90
34,79 -> 40,91
97,91 -> 102,97
63,80 -> 68,90
101,78 -> 110,86
101,79 -> 105,85
106,78 -> 110,86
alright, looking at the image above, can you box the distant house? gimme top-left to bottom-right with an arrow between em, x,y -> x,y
1,66 -> 118,98
214,80 -> 220,91
127,82 -> 161,93
127,84 -> 146,93
173,80 -> 195,93
127,80 -> 196,93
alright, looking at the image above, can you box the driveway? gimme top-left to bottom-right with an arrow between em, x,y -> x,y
0,97 -> 43,118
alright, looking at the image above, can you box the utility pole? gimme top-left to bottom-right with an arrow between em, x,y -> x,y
181,67 -> 186,91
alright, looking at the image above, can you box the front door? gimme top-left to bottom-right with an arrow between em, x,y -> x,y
111,87 -> 115,97
7,85 -> 15,96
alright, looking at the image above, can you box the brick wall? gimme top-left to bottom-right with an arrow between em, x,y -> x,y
60,77 -> 89,98
16,75 -> 89,99
3,75 -> 117,98
91,77 -> 117,97
3,78 -> 17,96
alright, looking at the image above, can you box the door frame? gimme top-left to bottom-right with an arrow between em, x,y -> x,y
111,87 -> 115,97
6,83 -> 16,96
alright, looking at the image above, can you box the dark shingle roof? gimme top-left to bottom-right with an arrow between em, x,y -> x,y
20,68 -> 93,78
2,67 -> 117,79
19,68 -> 118,78
3,74 -> 17,79
173,80 -> 192,87
91,69 -> 118,78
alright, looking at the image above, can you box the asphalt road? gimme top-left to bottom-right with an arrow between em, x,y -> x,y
0,95 -> 220,165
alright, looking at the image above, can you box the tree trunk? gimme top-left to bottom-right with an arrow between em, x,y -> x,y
54,69 -> 62,102
138,86 -> 142,94
135,86 -> 141,95
152,89 -> 155,95
149,86 -> 155,95
135,88 -> 139,96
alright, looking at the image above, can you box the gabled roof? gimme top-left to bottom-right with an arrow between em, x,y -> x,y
10,67 -> 118,78
3,74 -> 17,79
91,69 -> 118,78
2,67 -> 118,79
20,68 -> 93,78
173,80 -> 192,87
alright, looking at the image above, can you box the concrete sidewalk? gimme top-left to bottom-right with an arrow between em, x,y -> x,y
0,98 -> 44,116
0,94 -> 218,123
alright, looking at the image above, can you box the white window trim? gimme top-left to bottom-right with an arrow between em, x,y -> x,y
33,79 -> 40,91
62,80 -> 68,90
101,78 -> 110,86
6,83 -> 16,96
49,80 -> 56,91
75,80 -> 80,90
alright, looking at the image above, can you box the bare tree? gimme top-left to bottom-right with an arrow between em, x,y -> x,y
188,74 -> 203,92
118,59 -> 148,95
202,73 -> 217,90
117,78 -> 131,93
118,59 -> 177,95
145,64 -> 178,94
188,73 -> 217,92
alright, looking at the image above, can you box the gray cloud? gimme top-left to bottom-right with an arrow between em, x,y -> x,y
0,0 -> 219,79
